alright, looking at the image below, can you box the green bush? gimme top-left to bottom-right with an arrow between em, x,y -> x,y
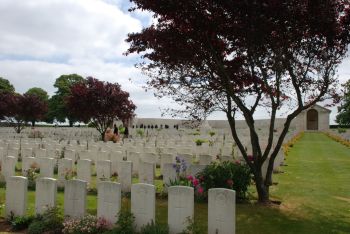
140,221 -> 169,234
28,206 -> 64,234
196,161 -> 252,200
194,139 -> 207,146
10,215 -> 35,231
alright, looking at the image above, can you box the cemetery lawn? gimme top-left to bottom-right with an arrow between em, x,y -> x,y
0,132 -> 349,233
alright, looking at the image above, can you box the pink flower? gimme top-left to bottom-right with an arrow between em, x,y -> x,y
193,178 -> 199,187
198,186 -> 204,194
247,155 -> 254,161
235,160 -> 240,165
186,175 -> 194,181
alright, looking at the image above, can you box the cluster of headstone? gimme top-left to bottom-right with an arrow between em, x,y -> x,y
5,177 -> 236,234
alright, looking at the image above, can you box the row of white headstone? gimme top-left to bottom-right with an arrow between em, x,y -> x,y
6,176 -> 236,234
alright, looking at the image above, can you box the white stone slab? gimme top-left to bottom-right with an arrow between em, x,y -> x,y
64,179 -> 87,218
38,157 -> 55,178
168,186 -> 194,234
117,161 -> 132,192
5,176 -> 28,217
97,181 -> 121,224
35,177 -> 57,214
138,161 -> 154,185
208,188 -> 236,234
77,159 -> 92,184
131,183 -> 155,231
96,160 -> 111,182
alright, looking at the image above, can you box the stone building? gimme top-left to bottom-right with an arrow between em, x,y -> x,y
294,104 -> 331,131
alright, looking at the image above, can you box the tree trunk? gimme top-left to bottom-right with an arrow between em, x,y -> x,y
69,120 -> 74,127
31,121 -> 35,127
101,132 -> 105,142
255,174 -> 270,203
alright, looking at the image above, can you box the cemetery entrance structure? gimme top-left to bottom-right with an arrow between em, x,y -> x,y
307,109 -> 318,130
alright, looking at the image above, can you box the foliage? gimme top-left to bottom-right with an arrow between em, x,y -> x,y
136,129 -> 144,137
66,77 -> 136,140
104,210 -> 135,234
126,0 -> 350,203
0,77 -> 15,92
324,132 -> 350,148
337,127 -> 347,133
194,138 -> 207,146
63,214 -> 112,234
0,92 -> 48,132
47,74 -> 84,125
196,161 -> 252,200
10,215 -> 35,231
336,80 -> 350,125
25,163 -> 40,190
28,206 -> 64,234
25,87 -> 49,102
282,132 -> 305,156
139,221 -> 169,234
180,217 -> 201,234
208,131 -> 215,137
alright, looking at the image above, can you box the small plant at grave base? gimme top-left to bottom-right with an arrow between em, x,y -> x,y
110,172 -> 118,182
136,129 -> 145,137
324,132 -> 350,148
140,221 -> 169,234
103,210 -> 135,234
166,156 -> 188,187
196,161 -> 252,201
63,214 -> 112,234
10,215 -> 35,231
208,131 -> 216,137
180,217 -> 202,234
26,163 -> 40,190
28,206 -> 64,234
194,138 -> 207,146
64,168 -> 77,180
191,131 -> 200,136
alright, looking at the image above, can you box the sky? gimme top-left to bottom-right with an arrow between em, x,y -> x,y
0,0 -> 349,123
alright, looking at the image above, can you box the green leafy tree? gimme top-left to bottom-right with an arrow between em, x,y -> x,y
25,87 -> 49,102
336,80 -> 350,125
0,77 -> 15,93
49,74 -> 84,126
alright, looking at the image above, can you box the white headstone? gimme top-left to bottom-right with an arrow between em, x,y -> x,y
64,149 -> 77,162
2,156 -> 16,182
199,154 -> 212,165
138,161 -> 155,185
58,158 -> 74,187
64,179 -> 87,218
77,159 -> 92,184
162,163 -> 177,189
160,153 -> 174,175
117,161 -> 132,192
5,176 -> 28,217
128,151 -> 140,174
35,148 -> 47,158
38,157 -> 55,178
97,181 -> 121,224
188,165 -> 206,177
35,177 -> 57,214
21,148 -> 33,158
22,157 -> 36,176
96,160 -> 111,182
168,186 -> 194,234
208,188 -> 236,234
131,183 -> 155,231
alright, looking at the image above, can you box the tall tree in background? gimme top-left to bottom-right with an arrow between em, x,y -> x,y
126,0 -> 350,203
25,87 -> 49,126
0,93 -> 48,132
336,80 -> 350,125
48,74 -> 84,126
66,77 -> 136,140
0,77 -> 15,93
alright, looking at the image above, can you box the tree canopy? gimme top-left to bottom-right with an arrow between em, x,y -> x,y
126,0 -> 350,203
48,74 -> 84,125
336,80 -> 350,125
66,77 -> 136,140
25,87 -> 49,102
0,77 -> 15,93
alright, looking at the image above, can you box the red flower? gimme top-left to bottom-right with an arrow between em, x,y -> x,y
226,179 -> 234,187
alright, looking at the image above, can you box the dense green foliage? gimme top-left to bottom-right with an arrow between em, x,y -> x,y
197,161 -> 252,200
336,80 -> 350,125
0,77 -> 15,92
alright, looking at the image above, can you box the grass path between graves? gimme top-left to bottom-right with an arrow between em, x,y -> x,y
0,132 -> 350,233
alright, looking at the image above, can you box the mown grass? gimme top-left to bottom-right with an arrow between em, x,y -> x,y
0,132 -> 349,233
